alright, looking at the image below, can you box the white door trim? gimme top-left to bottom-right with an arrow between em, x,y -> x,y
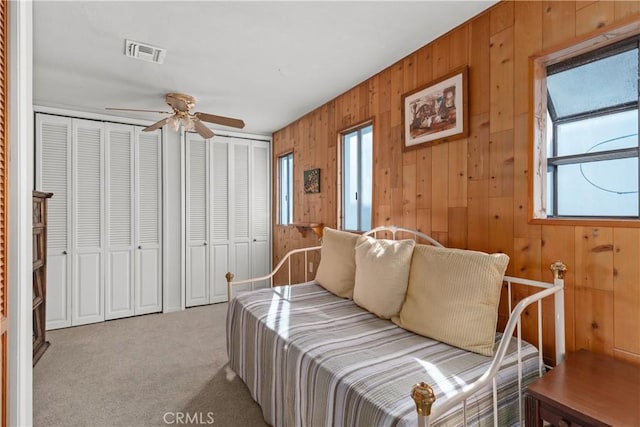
8,1 -> 34,425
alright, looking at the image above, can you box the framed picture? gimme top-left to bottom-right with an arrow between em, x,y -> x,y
304,168 -> 320,193
402,66 -> 469,151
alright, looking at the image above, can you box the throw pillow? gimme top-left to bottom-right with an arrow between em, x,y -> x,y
393,244 -> 509,356
314,227 -> 361,298
353,236 -> 416,319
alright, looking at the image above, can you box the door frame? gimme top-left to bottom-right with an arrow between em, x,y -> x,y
8,1 -> 34,424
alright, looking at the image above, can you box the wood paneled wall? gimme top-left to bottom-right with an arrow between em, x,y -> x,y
272,0 -> 640,364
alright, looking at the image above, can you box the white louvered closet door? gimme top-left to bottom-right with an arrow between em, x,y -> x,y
135,129 -> 162,315
209,140 -> 229,303
36,114 -> 72,330
185,134 -> 210,307
72,119 -> 105,326
105,124 -> 135,320
250,141 -> 270,289
230,141 -> 251,291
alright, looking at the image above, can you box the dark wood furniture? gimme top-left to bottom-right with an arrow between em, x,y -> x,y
33,191 -> 53,365
526,349 -> 640,427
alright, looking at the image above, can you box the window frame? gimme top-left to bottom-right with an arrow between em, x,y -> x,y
529,17 -> 640,227
338,120 -> 374,232
277,151 -> 294,225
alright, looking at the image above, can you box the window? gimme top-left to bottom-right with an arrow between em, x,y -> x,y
544,36 -> 639,218
278,152 -> 293,225
341,123 -> 373,231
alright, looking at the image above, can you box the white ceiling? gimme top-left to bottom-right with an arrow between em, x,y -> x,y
33,1 -> 497,136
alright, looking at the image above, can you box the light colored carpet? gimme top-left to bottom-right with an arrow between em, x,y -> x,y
34,303 -> 269,427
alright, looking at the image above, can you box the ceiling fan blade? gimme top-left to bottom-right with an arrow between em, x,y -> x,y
194,112 -> 245,129
106,107 -> 171,114
193,119 -> 215,139
143,117 -> 169,132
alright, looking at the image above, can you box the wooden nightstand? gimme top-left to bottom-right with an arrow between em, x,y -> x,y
525,350 -> 640,426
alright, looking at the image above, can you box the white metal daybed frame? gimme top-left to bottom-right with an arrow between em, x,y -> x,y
226,225 -> 566,427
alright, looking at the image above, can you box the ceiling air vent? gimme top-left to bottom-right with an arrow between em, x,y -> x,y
124,39 -> 166,64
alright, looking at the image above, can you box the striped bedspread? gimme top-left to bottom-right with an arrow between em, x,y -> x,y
226,283 -> 539,427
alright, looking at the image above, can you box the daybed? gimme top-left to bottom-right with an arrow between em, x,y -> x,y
226,226 -> 566,427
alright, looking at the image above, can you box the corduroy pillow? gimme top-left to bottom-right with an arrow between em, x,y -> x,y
314,227 -> 361,298
353,236 -> 416,319
393,244 -> 509,356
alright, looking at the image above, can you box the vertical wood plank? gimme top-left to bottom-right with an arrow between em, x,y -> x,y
543,1 -> 576,48
448,207 -> 468,249
488,197 -> 514,273
489,130 -> 515,198
575,287 -> 614,356
576,0 -> 614,36
449,25 -> 469,69
489,27 -> 515,134
433,34 -> 451,78
448,139 -> 467,208
402,155 -> 417,230
490,1 -> 514,35
514,1 -> 543,116
469,13 -> 491,116
431,143 -> 449,232
415,45 -> 434,87
613,228 -> 640,354
467,179 -> 490,252
416,147 -> 432,210
615,1 -> 640,21
574,226 -> 614,291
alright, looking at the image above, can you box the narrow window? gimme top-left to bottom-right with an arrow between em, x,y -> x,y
341,123 -> 373,231
543,36 -> 639,218
278,152 -> 293,225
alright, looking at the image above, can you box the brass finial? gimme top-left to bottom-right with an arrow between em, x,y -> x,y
550,261 -> 567,280
225,272 -> 234,283
411,382 -> 436,417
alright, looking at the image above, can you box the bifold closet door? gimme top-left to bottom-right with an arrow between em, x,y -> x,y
37,114 -> 72,330
105,125 -> 162,319
185,135 -> 210,307
135,130 -> 162,315
250,141 -> 270,289
72,119 -> 105,326
105,124 -> 135,320
209,140 -> 230,303
184,135 -> 271,306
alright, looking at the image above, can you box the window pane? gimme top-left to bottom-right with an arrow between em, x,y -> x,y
343,131 -> 359,230
287,155 -> 293,223
547,48 -> 638,118
556,109 -> 638,157
361,125 -> 373,231
547,169 -> 554,215
278,153 -> 293,225
556,158 -> 638,216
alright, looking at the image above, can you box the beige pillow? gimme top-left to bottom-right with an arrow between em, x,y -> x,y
353,236 -> 416,319
393,244 -> 509,356
314,227 -> 361,298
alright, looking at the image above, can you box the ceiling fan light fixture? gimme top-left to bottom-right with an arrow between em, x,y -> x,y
167,115 -> 181,132
181,115 -> 195,132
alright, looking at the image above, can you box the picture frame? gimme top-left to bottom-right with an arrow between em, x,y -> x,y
402,66 -> 469,151
303,168 -> 320,194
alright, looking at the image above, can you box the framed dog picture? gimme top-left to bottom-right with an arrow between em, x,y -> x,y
402,66 -> 469,151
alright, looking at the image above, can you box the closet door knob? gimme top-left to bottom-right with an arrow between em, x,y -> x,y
62,250 -> 67,255
138,245 -> 142,249
203,242 -> 208,246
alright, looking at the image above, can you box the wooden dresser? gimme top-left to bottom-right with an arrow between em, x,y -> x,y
33,191 -> 53,365
526,349 -> 640,426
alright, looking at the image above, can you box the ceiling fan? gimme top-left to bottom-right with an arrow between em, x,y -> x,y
106,92 -> 245,139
